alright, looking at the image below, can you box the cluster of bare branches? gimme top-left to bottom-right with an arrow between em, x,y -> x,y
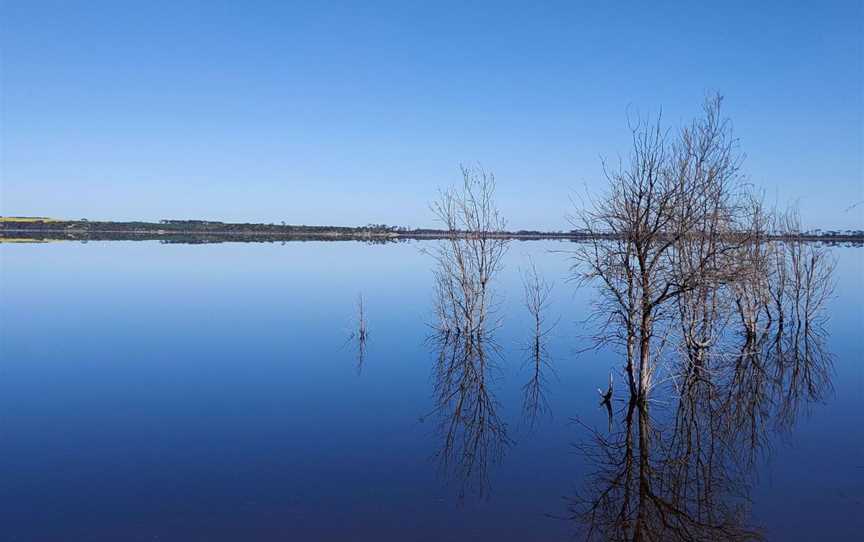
430,165 -> 508,338
425,164 -> 511,498
567,95 -> 837,539
570,94 -> 836,406
723,223 -> 835,438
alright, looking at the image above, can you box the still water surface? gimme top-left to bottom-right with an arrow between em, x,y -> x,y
0,241 -> 861,540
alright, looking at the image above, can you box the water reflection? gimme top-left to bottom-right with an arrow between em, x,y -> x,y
416,227 -> 838,520
571,399 -> 762,541
426,310 -> 509,498
568,240 -> 835,540
569,339 -> 832,540
0,238 -> 855,540
521,258 -> 558,428
345,293 -> 368,374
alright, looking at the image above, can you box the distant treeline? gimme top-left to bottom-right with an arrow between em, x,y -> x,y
0,218 -> 578,242
1,218 -> 862,245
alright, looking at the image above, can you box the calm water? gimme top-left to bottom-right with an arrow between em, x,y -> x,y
0,240 -> 861,541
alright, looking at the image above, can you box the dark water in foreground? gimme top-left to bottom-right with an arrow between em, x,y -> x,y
0,241 -> 861,541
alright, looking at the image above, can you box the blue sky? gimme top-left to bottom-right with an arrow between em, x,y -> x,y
1,1 -> 861,230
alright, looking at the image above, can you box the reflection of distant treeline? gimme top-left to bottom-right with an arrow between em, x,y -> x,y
3,219 -> 861,245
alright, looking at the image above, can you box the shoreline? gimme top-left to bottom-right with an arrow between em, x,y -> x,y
2,218 -> 862,244
2,228 -> 862,245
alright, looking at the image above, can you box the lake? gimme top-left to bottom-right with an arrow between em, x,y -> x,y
0,240 -> 861,541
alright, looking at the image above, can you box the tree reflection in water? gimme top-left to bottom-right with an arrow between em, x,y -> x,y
426,305 -> 509,499
345,293 -> 368,375
520,257 -> 557,428
568,239 -> 834,541
412,104 -> 838,535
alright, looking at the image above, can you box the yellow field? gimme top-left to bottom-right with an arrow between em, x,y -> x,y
0,216 -> 60,222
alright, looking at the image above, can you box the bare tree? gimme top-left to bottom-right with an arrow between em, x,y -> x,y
566,96 -> 837,539
424,164 -> 511,498
571,95 -> 753,402
430,164 -> 508,338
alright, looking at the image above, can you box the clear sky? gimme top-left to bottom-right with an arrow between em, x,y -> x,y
1,1 -> 861,230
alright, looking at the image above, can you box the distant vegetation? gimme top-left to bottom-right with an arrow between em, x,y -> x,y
0,216 -> 577,243
1,216 -> 861,244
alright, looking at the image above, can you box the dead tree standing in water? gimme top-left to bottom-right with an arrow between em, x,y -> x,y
571,95 -> 751,403
426,164 -> 510,497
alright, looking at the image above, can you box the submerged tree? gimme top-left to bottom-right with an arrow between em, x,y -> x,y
571,95 -> 781,402
568,227 -> 835,540
425,164 -> 510,498
567,95 -> 837,537
430,164 -> 508,337
354,293 -> 368,374
345,293 -> 368,374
